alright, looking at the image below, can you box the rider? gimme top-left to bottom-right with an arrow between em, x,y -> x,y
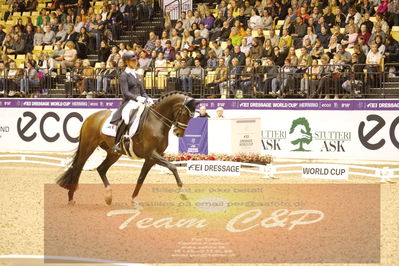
110,51 -> 153,153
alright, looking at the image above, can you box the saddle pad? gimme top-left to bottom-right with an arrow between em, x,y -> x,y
101,104 -> 145,137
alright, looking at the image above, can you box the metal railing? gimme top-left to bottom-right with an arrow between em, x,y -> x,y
1,63 -> 398,99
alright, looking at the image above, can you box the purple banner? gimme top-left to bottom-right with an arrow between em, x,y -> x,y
178,118 -> 208,155
0,99 -> 399,111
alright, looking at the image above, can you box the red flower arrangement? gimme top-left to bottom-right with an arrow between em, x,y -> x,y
164,153 -> 272,165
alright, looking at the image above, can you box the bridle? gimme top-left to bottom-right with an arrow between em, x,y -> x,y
149,97 -> 195,130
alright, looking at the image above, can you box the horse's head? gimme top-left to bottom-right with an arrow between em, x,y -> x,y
172,96 -> 200,137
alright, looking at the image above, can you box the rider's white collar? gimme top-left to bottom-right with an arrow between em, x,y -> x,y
125,67 -> 136,76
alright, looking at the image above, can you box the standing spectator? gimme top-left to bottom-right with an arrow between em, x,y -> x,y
291,16 -> 307,48
124,0 -> 137,30
108,4 -> 123,40
25,25 -> 35,53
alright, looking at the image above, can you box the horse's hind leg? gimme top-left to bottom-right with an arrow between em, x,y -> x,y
97,151 -> 121,205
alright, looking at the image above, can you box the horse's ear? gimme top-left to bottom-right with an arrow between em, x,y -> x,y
186,98 -> 200,112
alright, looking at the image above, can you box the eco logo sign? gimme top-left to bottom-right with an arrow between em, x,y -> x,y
289,117 -> 313,152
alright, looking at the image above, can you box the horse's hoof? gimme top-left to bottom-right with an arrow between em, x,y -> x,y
180,193 -> 188,201
67,200 -> 76,206
131,200 -> 143,210
104,186 -> 112,205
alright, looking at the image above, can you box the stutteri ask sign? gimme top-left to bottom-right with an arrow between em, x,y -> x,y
302,164 -> 349,180
187,161 -> 241,176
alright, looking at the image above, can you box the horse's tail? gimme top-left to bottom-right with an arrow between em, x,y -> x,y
56,126 -> 84,192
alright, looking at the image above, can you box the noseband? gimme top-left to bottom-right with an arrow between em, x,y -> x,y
149,97 -> 194,130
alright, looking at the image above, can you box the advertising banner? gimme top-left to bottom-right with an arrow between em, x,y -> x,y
187,161 -> 241,176
1,99 -> 398,161
178,118 -> 208,155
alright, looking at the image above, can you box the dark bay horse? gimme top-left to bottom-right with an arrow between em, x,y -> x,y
57,92 -> 199,205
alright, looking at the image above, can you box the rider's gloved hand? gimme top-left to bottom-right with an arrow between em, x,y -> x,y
136,96 -> 146,104
146,97 -> 154,105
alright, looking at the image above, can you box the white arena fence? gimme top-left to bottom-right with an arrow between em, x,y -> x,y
0,154 -> 398,183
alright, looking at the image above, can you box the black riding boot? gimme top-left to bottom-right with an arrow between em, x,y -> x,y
113,121 -> 128,153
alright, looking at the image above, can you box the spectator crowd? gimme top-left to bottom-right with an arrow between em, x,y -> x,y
0,0 -> 398,98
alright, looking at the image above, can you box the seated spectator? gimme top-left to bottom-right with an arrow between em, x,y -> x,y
42,25 -> 55,45
170,29 -> 182,49
279,29 -> 293,48
202,10 -> 214,30
357,24 -> 371,45
177,59 -> 191,92
373,13 -> 389,34
181,29 -> 193,50
154,52 -> 167,70
107,46 -> 120,64
233,20 -> 246,37
384,37 -> 399,66
230,27 -> 242,47
336,44 -> 351,63
55,24 -> 67,43
20,61 -> 39,96
272,46 -> 285,67
33,27 -> 45,46
374,35 -> 386,55
298,47 -> 312,66
286,47 -> 299,66
7,35 -> 26,55
175,21 -> 185,36
77,27 -> 90,57
144,31 -> 157,52
163,40 -> 175,62
219,58 -> 241,98
255,28 -> 265,45
261,9 -> 273,30
265,29 -> 279,48
248,9 -> 262,30
222,48 -> 232,67
61,41 -> 78,74
239,57 -> 255,96
303,26 -> 317,47
198,38 -> 209,57
211,21 -> 231,42
78,59 -> 94,96
197,105 -> 210,118
240,38 -> 251,56
160,31 -> 170,48
272,58 -> 296,96
231,45 -> 246,66
98,40 -> 111,63
49,41 -> 64,69
300,58 -> 320,95
358,37 -> 369,54
206,57 -> 227,94
318,26 -> 331,49
310,39 -> 324,59
152,39 -> 164,53
249,39 -> 264,60
64,24 -> 78,43
138,51 -> 151,70
353,44 -> 366,64
205,50 -> 218,71
291,16 -> 307,48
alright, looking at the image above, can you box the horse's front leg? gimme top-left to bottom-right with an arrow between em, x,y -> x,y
150,151 -> 187,199
132,159 -> 155,202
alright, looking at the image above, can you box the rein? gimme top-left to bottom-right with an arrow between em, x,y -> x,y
149,100 -> 194,130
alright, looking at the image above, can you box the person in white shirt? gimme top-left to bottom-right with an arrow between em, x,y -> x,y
366,44 -> 383,86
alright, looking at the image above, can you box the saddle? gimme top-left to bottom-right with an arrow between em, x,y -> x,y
120,105 -> 149,159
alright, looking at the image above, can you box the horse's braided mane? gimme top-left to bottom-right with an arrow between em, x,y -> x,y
153,91 -> 191,107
